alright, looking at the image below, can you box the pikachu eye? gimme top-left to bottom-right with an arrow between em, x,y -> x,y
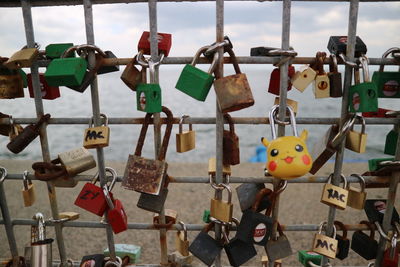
270,149 -> 279,157
295,145 -> 303,152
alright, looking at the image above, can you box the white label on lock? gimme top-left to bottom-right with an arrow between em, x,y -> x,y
253,223 -> 267,242
383,80 -> 399,96
139,92 -> 146,111
352,92 -> 360,111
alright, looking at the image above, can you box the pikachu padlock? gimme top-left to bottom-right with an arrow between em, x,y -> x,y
261,105 -> 312,179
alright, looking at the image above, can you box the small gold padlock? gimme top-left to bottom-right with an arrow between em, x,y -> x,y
176,115 -> 195,153
210,183 -> 233,223
83,113 -> 110,149
274,97 -> 298,115
176,221 -> 190,256
345,115 -> 367,153
21,171 -> 35,207
321,173 -> 349,210
5,48 -> 39,69
347,174 -> 367,210
291,65 -> 317,92
313,52 -> 330,99
208,157 -> 231,176
312,222 -> 338,259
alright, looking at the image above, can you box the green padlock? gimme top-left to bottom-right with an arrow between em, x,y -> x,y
18,69 -> 27,88
45,43 -> 75,59
298,250 -> 322,267
368,157 -> 394,172
202,209 -> 211,223
384,129 -> 398,155
175,46 -> 219,101
104,244 -> 141,264
348,56 -> 378,113
372,47 -> 400,98
136,84 -> 162,113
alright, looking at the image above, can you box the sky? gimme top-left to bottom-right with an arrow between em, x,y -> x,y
0,1 -> 400,63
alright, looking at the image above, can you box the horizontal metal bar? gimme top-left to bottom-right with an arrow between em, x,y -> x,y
0,117 -> 398,126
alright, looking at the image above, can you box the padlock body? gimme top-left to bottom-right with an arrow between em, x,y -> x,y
298,250 -> 322,267
136,188 -> 168,213
210,198 -> 233,223
291,67 -> 317,92
382,246 -> 399,267
312,233 -> 338,259
189,231 -> 223,266
45,43 -> 74,59
321,183 -> 348,210
108,199 -> 128,234
176,232 -> 190,256
224,237 -> 257,267
175,64 -> 214,101
368,157 -> 394,172
0,74 -> 24,99
138,31 -> 172,57
44,57 -> 87,86
22,184 -> 35,207
27,73 -> 60,100
335,234 -> 350,260
347,186 -> 366,209
7,126 -> 39,154
364,199 -> 400,225
363,108 -> 392,118
66,69 -> 94,93
208,157 -> 231,176
97,51 -> 119,74
313,74 -> 330,98
372,71 -> 400,98
58,147 -> 96,176
345,130 -> 367,153
214,73 -> 254,113
348,82 -> 378,112
236,209 -> 273,246
30,243 -> 52,267
104,244 -> 141,264
168,251 -> 193,267
136,84 -> 162,113
268,66 -> 295,95
121,62 -> 143,91
328,72 -> 343,97
235,183 -> 270,212
176,131 -> 195,153
327,36 -> 367,57
351,230 -> 378,260
52,176 -> 79,188
74,182 -> 111,216
266,234 -> 293,261
79,254 -> 104,267
384,130 -> 398,156
83,126 -> 110,149
274,97 -> 298,114
5,48 -> 39,69
223,130 -> 240,165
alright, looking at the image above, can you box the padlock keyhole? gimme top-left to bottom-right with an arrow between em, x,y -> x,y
367,89 -> 376,98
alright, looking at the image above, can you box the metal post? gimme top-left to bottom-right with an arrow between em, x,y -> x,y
82,0 -> 117,261
20,1 -> 68,265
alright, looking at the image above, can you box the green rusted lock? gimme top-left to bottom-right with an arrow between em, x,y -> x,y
45,57 -> 87,86
136,84 -> 162,113
368,157 -> 394,172
175,46 -> 219,101
348,56 -> 378,113
45,43 -> 75,59
372,48 -> 400,98
384,129 -> 398,155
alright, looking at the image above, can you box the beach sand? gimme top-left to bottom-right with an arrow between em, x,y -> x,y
0,160 -> 398,266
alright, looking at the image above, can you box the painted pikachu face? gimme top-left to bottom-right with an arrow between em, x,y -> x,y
261,130 -> 312,179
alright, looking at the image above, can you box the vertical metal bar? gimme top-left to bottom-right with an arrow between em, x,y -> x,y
375,115 -> 400,266
20,1 -> 68,265
321,1 -> 358,265
82,0 -> 116,261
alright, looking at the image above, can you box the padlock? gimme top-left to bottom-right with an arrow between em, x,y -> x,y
351,220 -> 378,260
58,211 -> 80,221
27,73 -> 60,100
274,97 -> 298,115
291,64 -> 317,92
268,65 -> 295,95
7,114 -> 51,154
298,250 -> 322,267
56,147 -> 96,177
45,43 -> 74,59
384,128 -> 398,156
122,107 -> 173,195
333,220 -> 350,260
347,174 -> 367,210
214,47 -> 254,113
203,209 -> 211,223
79,254 -> 104,267
21,171 -> 35,207
120,55 -> 146,91
104,244 -> 141,264
348,56 -> 378,113
176,221 -> 190,256
312,221 -> 338,259
265,223 -> 293,261
223,113 -> 240,165
235,183 -> 271,212
236,188 -> 274,246
168,251 -> 193,267
0,59 -> 24,99
137,187 -> 169,213
328,54 -> 343,97
345,115 -> 367,153
153,209 -> 178,225
208,157 -> 231,176
30,213 -> 53,267
175,46 -> 219,101
312,52 -> 330,98
320,173 -> 349,210
210,183 -> 233,223
7,116 -> 23,142
83,114 -> 110,149
364,199 -> 400,225
138,31 -> 172,57
5,48 -> 39,69
176,115 -> 195,153
222,225 -> 257,267
261,105 -> 312,179
382,233 -> 399,267
189,222 -> 223,266
368,158 -> 395,172
327,36 -> 367,57
363,108 -> 393,118
372,47 -> 400,98
97,50 -> 119,74
52,175 -> 79,188
103,186 -> 128,234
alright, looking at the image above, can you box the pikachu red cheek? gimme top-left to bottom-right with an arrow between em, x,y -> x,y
302,154 -> 311,165
268,161 -> 277,172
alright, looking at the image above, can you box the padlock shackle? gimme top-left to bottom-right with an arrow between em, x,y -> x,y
178,221 -> 188,241
329,54 -> 339,73
359,55 -> 371,82
326,173 -> 348,189
32,161 -> 68,181
318,221 -> 337,239
330,113 -> 356,148
102,186 -> 115,210
351,115 -> 366,134
222,224 -> 230,244
359,220 -> 375,239
76,44 -> 107,58
104,256 -> 122,267
315,52 -> 327,75
202,222 -> 215,233
214,183 -> 232,204
252,188 -> 273,212
93,167 -> 118,191
89,113 -> 108,127
223,113 -> 235,135
269,105 -> 298,140
191,46 -> 210,66
333,220 -> 348,239
33,212 -> 46,242
22,170 -> 31,190
0,167 -> 7,184
379,47 -> 400,72
226,47 -> 242,74
349,173 -> 366,192
179,115 -> 192,133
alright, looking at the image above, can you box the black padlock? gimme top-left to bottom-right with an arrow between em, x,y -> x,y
7,114 -> 51,154
137,187 -> 168,213
67,58 -> 103,93
351,220 -> 378,260
235,183 -> 271,212
364,199 -> 400,225
333,220 -> 350,260
235,188 -> 274,246
189,222 -> 223,266
79,254 -> 104,267
223,226 -> 257,267
223,113 -> 240,165
327,36 -> 367,57
328,54 -> 342,98
97,51 -> 119,74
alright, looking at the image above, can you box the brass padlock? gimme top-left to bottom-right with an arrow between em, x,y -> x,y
57,147 -> 96,176
21,171 -> 35,207
176,115 -> 195,153
120,54 -> 146,91
153,209 -> 178,225
210,183 -> 233,223
345,115 -> 367,153
0,59 -> 24,99
176,221 -> 190,256
83,113 -> 110,149
8,116 -> 23,141
291,65 -> 317,92
5,48 -> 39,69
274,97 -> 298,115
208,157 -> 231,176
347,174 -> 367,210
312,222 -> 338,259
312,52 -> 330,98
321,173 -> 349,210
59,212 -> 79,221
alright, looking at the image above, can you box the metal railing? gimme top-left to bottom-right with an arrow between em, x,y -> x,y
0,0 -> 399,267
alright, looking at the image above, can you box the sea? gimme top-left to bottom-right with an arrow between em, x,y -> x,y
0,65 -> 398,163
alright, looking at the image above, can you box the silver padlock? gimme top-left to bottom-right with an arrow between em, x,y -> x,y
57,147 -> 96,176
29,212 -> 53,267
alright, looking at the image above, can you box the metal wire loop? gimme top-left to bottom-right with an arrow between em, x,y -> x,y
274,180 -> 287,195
0,167 -> 7,184
136,50 -> 165,68
375,222 -> 391,242
209,175 -> 225,190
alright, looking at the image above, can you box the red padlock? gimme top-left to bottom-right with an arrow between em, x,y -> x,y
138,31 -> 172,57
382,234 -> 399,267
104,186 -> 128,234
267,65 -> 295,95
27,73 -> 60,100
362,108 -> 393,118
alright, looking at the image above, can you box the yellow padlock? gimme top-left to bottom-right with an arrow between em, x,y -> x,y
347,174 -> 367,210
312,222 -> 338,259
210,183 -> 233,223
83,113 -> 110,149
320,173 -> 349,210
5,48 -> 39,69
345,115 -> 367,153
21,171 -> 35,207
176,221 -> 190,256
313,52 -> 330,99
176,115 -> 195,153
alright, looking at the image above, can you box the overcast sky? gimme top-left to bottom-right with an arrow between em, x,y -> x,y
1,2 -> 399,63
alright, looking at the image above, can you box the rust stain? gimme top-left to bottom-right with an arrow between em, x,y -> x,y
308,175 -> 317,183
